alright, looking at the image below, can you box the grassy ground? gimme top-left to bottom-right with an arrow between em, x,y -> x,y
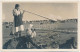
3,20 -> 77,49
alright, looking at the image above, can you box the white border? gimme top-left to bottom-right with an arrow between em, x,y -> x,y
0,1 -> 2,51
0,0 -> 79,51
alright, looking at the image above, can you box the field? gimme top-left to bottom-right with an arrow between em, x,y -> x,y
3,19 -> 77,49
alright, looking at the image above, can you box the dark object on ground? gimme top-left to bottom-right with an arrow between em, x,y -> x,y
59,37 -> 77,49
3,36 -> 41,49
6,26 -> 9,28
3,39 -> 12,49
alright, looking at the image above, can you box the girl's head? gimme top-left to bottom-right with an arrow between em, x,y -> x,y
15,4 -> 20,9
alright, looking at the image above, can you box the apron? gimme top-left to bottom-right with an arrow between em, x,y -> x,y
14,13 -> 23,27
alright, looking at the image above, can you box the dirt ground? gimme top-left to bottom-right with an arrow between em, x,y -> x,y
3,20 -> 77,49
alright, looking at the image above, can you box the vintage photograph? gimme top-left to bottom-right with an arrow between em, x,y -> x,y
2,2 -> 78,49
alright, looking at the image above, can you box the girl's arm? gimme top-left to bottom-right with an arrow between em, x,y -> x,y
13,9 -> 18,16
20,10 -> 25,15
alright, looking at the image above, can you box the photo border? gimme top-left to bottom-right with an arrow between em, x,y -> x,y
0,0 -> 80,51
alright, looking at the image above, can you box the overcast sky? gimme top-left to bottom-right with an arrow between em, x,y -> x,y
2,2 -> 78,22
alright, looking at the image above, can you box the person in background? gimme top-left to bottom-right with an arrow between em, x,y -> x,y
13,4 -> 25,38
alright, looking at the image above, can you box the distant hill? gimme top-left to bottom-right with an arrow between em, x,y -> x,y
2,19 -> 77,26
57,19 -> 77,23
61,19 -> 78,22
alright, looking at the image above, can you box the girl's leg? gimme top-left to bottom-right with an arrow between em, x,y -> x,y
18,26 -> 21,37
13,26 -> 19,40
19,25 -> 24,37
15,27 -> 19,38
16,27 -> 19,32
20,25 -> 24,31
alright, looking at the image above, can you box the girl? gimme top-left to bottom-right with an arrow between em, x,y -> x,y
13,4 -> 25,38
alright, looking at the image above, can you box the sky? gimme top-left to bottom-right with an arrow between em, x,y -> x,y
2,2 -> 78,22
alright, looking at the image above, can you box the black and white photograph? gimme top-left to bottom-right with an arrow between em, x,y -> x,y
2,2 -> 78,49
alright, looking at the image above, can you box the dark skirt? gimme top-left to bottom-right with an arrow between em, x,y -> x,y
14,14 -> 23,27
